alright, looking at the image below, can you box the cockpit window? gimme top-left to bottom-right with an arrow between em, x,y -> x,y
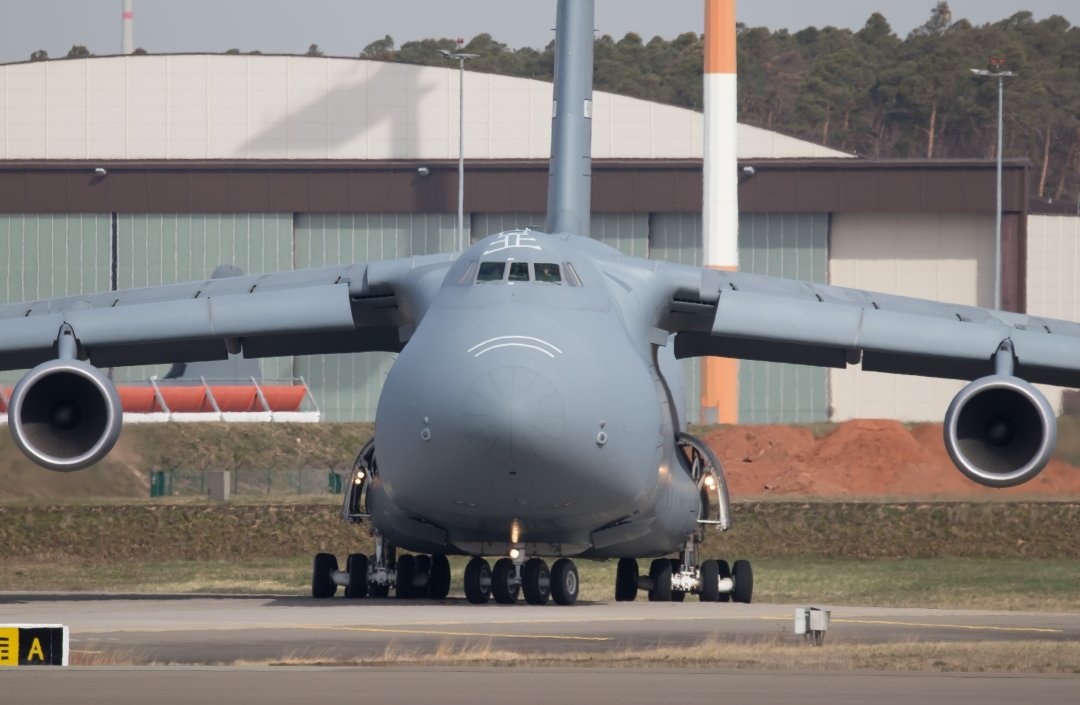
476,261 -> 506,282
534,263 -> 561,283
508,262 -> 530,282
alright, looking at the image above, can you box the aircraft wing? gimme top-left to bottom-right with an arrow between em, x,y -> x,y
0,253 -> 455,372
649,263 -> 1080,388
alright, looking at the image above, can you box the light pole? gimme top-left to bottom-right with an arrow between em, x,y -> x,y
971,62 -> 1017,311
439,47 -> 479,252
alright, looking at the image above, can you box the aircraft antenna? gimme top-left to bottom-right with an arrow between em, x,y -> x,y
544,0 -> 594,236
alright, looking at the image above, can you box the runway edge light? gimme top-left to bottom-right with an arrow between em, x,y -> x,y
0,625 -> 70,666
794,608 -> 830,646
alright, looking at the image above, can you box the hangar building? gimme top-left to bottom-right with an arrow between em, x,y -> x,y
1,54 -> 1077,423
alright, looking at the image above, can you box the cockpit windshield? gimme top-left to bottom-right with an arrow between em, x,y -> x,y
471,259 -> 576,286
534,263 -> 561,283
476,261 -> 506,282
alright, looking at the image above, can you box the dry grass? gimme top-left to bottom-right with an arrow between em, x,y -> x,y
219,637 -> 1080,673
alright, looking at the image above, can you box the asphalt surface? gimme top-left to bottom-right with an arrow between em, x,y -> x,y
4,667 -> 1079,705
2,593 -> 1079,664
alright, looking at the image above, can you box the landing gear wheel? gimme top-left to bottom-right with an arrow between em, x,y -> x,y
669,558 -> 685,602
396,554 -> 415,599
699,560 -> 719,602
550,558 -> 579,605
716,560 -> 731,603
492,557 -> 520,604
647,558 -> 672,602
344,553 -> 368,599
732,559 -> 754,604
464,557 -> 492,604
312,552 -> 338,598
615,558 -> 638,602
522,558 -> 551,605
414,555 -> 432,598
428,554 -> 452,600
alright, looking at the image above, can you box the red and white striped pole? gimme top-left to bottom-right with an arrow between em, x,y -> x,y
701,0 -> 739,424
122,0 -> 135,55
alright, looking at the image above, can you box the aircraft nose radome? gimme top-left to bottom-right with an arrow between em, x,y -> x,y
461,365 -> 565,462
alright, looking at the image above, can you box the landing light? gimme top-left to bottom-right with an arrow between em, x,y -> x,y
509,548 -> 521,559
705,475 -> 716,490
354,471 -> 365,485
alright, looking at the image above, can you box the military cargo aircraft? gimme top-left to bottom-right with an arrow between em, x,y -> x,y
3,0 -> 1078,606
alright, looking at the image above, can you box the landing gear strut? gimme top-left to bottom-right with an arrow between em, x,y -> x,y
612,432 -> 753,603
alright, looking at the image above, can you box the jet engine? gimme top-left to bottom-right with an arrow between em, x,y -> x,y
7,359 -> 123,472
943,375 -> 1057,488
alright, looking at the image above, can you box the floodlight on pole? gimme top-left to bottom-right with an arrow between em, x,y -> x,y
970,62 -> 1017,311
438,45 -> 480,252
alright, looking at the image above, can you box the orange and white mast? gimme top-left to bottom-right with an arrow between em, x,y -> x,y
701,0 -> 740,424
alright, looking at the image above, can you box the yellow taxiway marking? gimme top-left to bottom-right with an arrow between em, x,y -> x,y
297,625 -> 610,642
755,615 -> 1062,634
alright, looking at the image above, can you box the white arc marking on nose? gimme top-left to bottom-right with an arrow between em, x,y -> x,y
468,335 -> 563,358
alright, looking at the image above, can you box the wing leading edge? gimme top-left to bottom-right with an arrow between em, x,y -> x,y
0,253 -> 455,372
653,264 -> 1080,388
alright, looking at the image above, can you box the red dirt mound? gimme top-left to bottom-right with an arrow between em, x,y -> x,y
704,420 -> 1080,498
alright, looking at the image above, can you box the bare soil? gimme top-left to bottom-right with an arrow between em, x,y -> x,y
706,419 -> 1080,499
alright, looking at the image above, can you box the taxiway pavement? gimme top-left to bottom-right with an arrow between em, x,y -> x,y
5,667 -> 1080,705
2,593 -> 1078,664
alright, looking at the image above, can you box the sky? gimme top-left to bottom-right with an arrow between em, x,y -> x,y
0,1 -> 1076,64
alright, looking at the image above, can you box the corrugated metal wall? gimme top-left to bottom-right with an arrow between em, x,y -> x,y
113,213 -> 295,384
0,210 -> 832,424
0,214 -> 112,386
294,213 -> 459,420
738,213 -> 830,424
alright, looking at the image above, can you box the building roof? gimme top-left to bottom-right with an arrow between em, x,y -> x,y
0,54 -> 850,162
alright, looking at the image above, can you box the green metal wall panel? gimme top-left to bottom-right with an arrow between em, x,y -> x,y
738,213 -> 830,424
0,214 -> 112,302
294,213 -> 459,421
592,213 -> 649,258
650,213 -> 705,424
0,214 -> 112,386
113,213 -> 295,383
470,213 -> 543,242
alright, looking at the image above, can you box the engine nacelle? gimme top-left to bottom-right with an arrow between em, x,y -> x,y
8,359 -> 123,472
943,375 -> 1057,488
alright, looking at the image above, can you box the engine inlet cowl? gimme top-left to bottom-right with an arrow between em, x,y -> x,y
943,375 -> 1057,488
8,359 -> 123,472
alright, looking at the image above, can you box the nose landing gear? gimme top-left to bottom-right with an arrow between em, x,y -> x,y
463,552 -> 578,606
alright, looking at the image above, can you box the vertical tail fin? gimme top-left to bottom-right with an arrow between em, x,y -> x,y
544,0 -> 594,236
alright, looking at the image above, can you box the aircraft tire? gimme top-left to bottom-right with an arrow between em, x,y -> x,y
615,558 -> 638,601
396,554 -> 415,599
414,554 -> 432,598
699,560 -> 720,602
464,557 -> 492,604
311,552 -> 338,598
522,558 -> 551,605
428,554 -> 452,600
492,557 -> 520,604
344,553 -> 368,599
550,558 -> 579,606
669,558 -> 685,602
647,558 -> 672,602
732,559 -> 754,604
717,557 -> 734,600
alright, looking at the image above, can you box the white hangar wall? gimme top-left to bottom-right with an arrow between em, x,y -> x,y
0,55 -> 847,161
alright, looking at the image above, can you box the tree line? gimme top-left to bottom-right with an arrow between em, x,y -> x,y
25,2 -> 1080,205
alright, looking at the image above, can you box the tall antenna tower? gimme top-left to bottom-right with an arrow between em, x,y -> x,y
122,0 -> 135,54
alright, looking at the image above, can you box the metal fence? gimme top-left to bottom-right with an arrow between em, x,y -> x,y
149,467 -> 346,498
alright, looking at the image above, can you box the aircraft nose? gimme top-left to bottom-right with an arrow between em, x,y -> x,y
461,365 -> 566,463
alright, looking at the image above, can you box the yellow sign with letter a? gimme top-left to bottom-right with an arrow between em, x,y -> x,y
0,625 -> 68,666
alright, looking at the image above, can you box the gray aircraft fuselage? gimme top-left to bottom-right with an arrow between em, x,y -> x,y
370,230 -> 700,559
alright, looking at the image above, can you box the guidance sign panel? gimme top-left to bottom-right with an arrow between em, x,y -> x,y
0,625 -> 69,666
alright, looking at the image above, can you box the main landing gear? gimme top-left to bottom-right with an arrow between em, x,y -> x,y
462,554 -> 579,606
609,432 -> 753,604
613,555 -> 753,603
312,532 -> 454,600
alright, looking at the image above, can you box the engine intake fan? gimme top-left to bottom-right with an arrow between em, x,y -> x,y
8,359 -> 123,472
943,375 -> 1056,488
